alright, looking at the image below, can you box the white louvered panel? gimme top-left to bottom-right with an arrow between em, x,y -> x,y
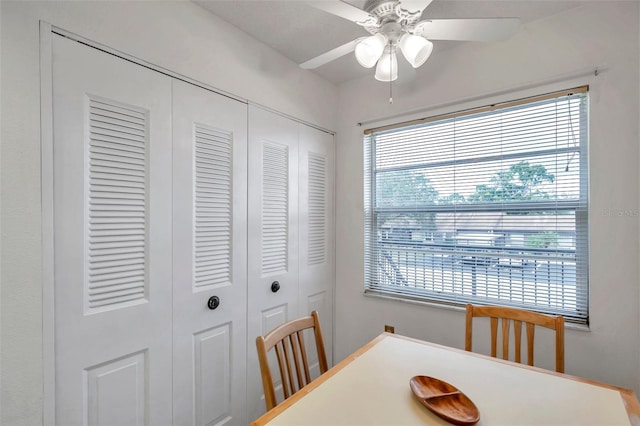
261,142 -> 289,275
308,153 -> 326,266
194,124 -> 233,289
88,97 -> 147,310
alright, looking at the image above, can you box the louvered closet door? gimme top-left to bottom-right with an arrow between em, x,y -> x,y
52,35 -> 172,425
247,106 -> 300,422
298,124 -> 335,371
172,80 -> 247,426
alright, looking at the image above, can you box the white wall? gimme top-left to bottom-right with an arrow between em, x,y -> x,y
335,1 -> 640,393
0,2 -> 337,424
3,0 -> 639,423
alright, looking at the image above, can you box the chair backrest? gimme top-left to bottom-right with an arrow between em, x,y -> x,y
255,310 -> 329,410
465,304 -> 565,373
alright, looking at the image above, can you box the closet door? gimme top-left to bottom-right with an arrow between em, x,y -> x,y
246,106 -> 299,421
172,80 -> 248,426
52,35 -> 172,425
298,124 -> 335,369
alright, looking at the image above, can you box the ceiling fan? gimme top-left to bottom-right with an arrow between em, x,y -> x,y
300,0 -> 521,82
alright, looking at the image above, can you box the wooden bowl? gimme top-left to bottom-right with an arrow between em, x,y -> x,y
410,376 -> 480,425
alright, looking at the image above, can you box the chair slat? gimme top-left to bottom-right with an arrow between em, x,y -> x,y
288,334 -> 304,392
286,338 -> 298,395
526,322 -> 535,367
465,304 -> 565,373
501,319 -> 510,361
555,317 -> 565,373
296,330 -> 311,385
490,317 -> 498,358
274,342 -> 291,399
256,311 -> 329,411
514,320 -> 522,364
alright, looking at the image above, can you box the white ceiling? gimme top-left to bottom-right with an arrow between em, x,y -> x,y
195,0 -> 584,85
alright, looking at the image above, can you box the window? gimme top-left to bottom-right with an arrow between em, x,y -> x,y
364,87 -> 589,324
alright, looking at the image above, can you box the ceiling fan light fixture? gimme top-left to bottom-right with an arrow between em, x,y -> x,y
355,33 -> 388,68
398,33 -> 433,68
374,46 -> 398,82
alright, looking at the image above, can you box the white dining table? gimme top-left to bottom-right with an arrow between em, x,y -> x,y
250,332 -> 640,426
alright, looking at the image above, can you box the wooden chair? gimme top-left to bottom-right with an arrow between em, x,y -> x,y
256,311 -> 329,410
465,304 -> 565,373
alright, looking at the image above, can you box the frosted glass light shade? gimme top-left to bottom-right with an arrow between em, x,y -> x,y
355,33 -> 387,68
374,47 -> 398,82
398,34 -> 433,68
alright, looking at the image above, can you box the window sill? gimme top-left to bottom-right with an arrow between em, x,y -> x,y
362,289 -> 590,332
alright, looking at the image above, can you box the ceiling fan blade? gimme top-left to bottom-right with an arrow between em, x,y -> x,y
306,0 -> 377,26
414,18 -> 521,42
299,38 -> 364,69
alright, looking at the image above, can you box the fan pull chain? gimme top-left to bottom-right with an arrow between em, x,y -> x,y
389,42 -> 393,104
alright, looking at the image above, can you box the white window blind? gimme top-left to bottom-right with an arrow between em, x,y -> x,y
364,87 -> 589,324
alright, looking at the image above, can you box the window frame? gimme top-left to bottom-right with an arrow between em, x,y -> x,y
363,87 -> 589,324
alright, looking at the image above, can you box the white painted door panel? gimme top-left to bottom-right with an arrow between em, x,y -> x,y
52,33 -> 334,426
52,34 -> 172,425
298,124 -> 335,373
172,80 -> 248,426
246,106 -> 299,422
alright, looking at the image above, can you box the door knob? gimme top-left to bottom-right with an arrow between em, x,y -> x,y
270,281 -> 280,293
207,295 -> 220,310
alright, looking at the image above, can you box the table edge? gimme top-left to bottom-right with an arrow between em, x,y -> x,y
250,332 -> 640,425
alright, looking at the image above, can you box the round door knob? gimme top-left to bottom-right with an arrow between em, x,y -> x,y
271,281 -> 280,293
207,295 -> 220,310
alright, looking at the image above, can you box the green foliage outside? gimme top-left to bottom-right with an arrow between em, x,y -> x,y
376,170 -> 438,238
468,161 -> 555,202
377,160 -> 555,206
438,193 -> 466,205
526,231 -> 559,249
376,161 -> 557,241
376,170 -> 439,207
